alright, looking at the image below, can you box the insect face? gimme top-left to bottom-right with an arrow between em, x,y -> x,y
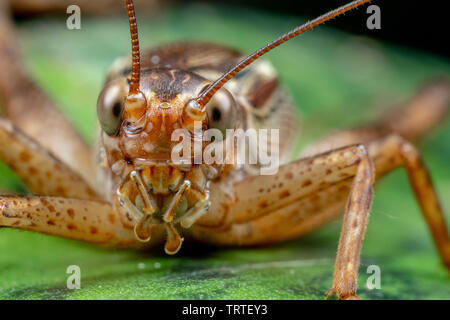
97,66 -> 240,253
97,67 -> 241,173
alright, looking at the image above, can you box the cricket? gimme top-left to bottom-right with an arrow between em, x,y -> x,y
0,0 -> 449,300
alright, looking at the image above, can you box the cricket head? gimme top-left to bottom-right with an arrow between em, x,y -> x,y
97,67 -> 240,169
97,66 -> 240,253
96,0 -> 373,254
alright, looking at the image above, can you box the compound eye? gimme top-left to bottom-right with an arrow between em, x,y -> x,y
97,81 -> 126,136
206,89 -> 237,139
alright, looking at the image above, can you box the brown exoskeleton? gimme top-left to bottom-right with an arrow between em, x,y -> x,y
0,0 -> 449,300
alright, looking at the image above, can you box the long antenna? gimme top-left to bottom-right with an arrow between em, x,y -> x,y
123,0 -> 147,126
126,0 -> 141,94
196,0 -> 372,107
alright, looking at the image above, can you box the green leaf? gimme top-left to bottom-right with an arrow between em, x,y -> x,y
1,4 -> 449,300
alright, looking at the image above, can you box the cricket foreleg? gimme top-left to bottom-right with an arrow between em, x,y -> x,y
0,118 -> 100,200
328,147 -> 374,300
0,196 -> 137,246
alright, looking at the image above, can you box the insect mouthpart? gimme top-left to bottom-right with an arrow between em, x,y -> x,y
116,164 -> 211,254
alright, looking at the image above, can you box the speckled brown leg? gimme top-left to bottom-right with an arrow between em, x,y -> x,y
0,118 -> 100,200
194,145 -> 374,245
327,146 -> 374,300
0,196 -> 137,246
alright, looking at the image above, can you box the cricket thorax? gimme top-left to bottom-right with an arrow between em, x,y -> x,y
97,67 -> 239,253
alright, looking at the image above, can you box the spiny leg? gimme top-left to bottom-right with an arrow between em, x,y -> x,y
191,178 -> 354,245
0,196 -> 137,247
329,147 -> 374,300
196,145 -> 373,231
0,5 -> 95,185
0,118 -> 100,200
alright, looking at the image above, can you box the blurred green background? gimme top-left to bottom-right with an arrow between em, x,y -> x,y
0,2 -> 449,299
